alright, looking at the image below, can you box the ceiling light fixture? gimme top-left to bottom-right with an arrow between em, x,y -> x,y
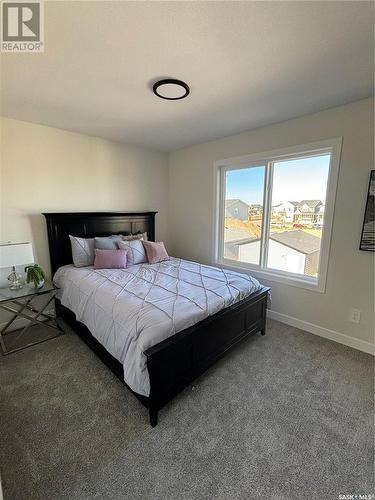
153,79 -> 190,100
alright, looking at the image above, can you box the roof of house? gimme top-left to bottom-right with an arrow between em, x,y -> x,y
273,199 -> 322,209
299,199 -> 322,209
224,226 -> 258,243
273,201 -> 298,208
270,230 -> 321,254
225,199 -> 250,208
273,200 -> 302,209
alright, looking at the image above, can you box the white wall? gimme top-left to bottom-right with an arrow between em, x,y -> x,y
168,98 -> 374,350
0,118 -> 169,283
238,240 -> 260,265
267,240 -> 306,275
238,239 -> 306,275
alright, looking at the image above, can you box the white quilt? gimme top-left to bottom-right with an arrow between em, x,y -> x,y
54,258 -> 261,396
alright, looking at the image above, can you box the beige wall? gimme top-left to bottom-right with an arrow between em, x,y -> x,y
168,98 -> 374,349
0,118 -> 169,284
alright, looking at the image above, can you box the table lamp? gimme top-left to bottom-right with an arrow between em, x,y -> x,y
0,242 -> 35,290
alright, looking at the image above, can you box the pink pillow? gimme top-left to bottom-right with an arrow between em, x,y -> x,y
94,249 -> 127,269
142,241 -> 169,264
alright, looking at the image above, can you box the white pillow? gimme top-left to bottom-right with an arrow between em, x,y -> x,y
117,240 -> 147,266
94,236 -> 123,250
69,235 -> 95,267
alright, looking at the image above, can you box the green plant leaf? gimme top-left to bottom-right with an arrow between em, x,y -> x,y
25,264 -> 45,287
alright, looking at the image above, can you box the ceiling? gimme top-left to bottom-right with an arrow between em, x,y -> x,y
1,1 -> 374,151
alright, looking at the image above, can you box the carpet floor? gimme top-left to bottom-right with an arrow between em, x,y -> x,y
0,319 -> 373,500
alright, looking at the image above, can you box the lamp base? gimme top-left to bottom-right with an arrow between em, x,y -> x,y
8,267 -> 24,290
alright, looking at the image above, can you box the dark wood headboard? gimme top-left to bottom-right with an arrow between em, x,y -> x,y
43,211 -> 157,275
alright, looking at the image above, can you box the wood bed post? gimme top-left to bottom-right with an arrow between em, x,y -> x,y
149,406 -> 158,427
260,293 -> 268,336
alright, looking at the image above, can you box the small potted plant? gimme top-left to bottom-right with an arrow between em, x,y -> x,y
25,264 -> 45,289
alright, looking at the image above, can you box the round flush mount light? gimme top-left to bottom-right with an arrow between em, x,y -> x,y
153,79 -> 190,100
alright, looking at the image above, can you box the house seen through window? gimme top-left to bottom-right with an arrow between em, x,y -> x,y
219,146 -> 337,285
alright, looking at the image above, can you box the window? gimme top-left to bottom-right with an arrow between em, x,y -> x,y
214,139 -> 342,292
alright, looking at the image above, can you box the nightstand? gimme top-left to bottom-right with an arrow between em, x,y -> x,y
0,281 -> 63,355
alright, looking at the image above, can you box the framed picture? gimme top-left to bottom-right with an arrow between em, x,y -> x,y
360,170 -> 375,252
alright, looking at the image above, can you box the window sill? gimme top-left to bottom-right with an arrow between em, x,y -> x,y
215,258 -> 326,293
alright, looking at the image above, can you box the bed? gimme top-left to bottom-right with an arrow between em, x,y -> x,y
44,211 -> 270,426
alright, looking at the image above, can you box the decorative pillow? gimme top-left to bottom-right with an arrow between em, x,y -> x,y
117,240 -> 147,266
109,235 -> 124,240
69,235 -> 95,267
94,236 -> 122,250
142,241 -> 170,264
93,249 -> 127,269
122,232 -> 148,241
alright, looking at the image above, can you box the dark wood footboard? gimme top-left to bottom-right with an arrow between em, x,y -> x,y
145,287 -> 268,425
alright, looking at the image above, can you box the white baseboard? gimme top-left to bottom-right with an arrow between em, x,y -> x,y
2,306 -> 372,355
267,309 -> 375,355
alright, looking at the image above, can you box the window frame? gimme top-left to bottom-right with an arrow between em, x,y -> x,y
213,138 -> 342,293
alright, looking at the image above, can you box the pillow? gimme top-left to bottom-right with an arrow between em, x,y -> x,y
94,236 -> 121,250
117,240 -> 147,266
122,232 -> 148,241
93,249 -> 127,269
142,241 -> 170,264
109,235 -> 124,240
69,235 -> 95,267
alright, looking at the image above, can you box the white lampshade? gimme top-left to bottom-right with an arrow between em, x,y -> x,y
0,242 -> 34,269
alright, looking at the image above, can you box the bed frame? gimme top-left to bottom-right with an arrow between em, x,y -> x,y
43,212 -> 270,427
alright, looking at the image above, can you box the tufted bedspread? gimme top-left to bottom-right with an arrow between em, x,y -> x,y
54,258 -> 261,396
